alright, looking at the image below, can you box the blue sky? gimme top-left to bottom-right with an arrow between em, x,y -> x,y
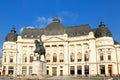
0,0 -> 120,56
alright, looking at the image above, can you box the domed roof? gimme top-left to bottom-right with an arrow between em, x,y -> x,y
95,21 -> 112,38
5,27 -> 18,42
45,17 -> 65,35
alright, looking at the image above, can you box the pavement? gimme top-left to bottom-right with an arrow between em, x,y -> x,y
0,76 -> 120,80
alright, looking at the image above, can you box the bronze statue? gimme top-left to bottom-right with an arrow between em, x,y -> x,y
34,39 -> 46,59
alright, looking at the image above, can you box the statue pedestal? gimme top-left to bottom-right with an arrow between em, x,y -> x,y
32,60 -> 46,75
40,55 -> 45,61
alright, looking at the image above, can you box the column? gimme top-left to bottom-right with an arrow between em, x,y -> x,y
105,64 -> 108,76
75,44 -> 77,62
82,65 -> 84,76
75,65 -> 77,75
82,44 -> 84,62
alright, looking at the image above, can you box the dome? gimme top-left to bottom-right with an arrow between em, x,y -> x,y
5,27 -> 18,42
95,21 -> 112,38
45,17 -> 65,35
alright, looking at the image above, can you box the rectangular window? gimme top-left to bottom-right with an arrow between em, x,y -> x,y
45,45 -> 50,47
47,60 -> 50,62
70,66 -> 75,75
84,65 -> 89,75
77,66 -> 82,75
8,66 -> 14,75
60,70 -> 63,76
47,70 -> 49,75
60,59 -> 64,62
29,66 -> 32,74
52,45 -> 57,47
100,65 -> 105,74
22,66 -> 27,75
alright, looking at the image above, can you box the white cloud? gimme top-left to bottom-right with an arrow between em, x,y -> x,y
20,26 -> 35,33
20,16 -> 63,33
37,16 -> 53,25
47,17 -> 53,24
37,16 -> 46,23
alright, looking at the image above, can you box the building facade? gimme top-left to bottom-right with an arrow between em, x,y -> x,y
2,18 -> 120,76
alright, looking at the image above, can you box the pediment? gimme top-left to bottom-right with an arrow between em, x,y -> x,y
44,37 -> 66,42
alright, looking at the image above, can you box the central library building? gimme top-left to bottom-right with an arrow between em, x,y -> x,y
2,18 -> 120,76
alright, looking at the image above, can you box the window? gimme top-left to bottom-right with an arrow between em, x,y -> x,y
84,65 -> 89,75
59,45 -> 64,47
22,66 -> 27,75
8,66 -> 14,75
108,53 -> 111,60
100,53 -> 104,61
77,66 -> 82,75
70,66 -> 75,75
10,56 -> 13,63
52,45 -> 57,47
77,52 -> 82,62
84,51 -> 89,61
45,45 -> 50,47
29,66 -> 32,74
23,54 -> 27,63
30,54 -> 33,62
70,53 -> 74,62
47,70 -> 49,75
59,53 -> 64,62
46,66 -> 49,68
46,53 -> 50,62
4,56 -> 6,63
60,66 -> 63,68
100,65 -> 105,74
53,53 -> 57,62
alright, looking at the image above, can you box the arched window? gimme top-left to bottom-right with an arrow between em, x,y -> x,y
46,53 -> 50,62
10,56 -> 13,63
84,51 -> 89,61
53,53 -> 57,62
77,52 -> 82,62
4,56 -> 6,63
59,53 -> 64,62
108,53 -> 111,60
100,53 -> 104,61
29,54 -> 33,62
23,54 -> 27,63
70,53 -> 74,62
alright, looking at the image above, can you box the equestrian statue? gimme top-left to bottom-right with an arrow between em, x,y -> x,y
34,38 -> 46,60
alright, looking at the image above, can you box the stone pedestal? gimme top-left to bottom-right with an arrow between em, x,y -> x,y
32,60 -> 46,75
40,55 -> 45,61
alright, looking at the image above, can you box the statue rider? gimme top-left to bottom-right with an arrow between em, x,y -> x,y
34,38 -> 46,61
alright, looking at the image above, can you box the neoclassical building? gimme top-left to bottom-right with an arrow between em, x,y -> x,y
2,18 -> 120,76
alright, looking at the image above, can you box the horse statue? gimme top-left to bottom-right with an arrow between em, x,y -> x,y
34,39 -> 46,60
